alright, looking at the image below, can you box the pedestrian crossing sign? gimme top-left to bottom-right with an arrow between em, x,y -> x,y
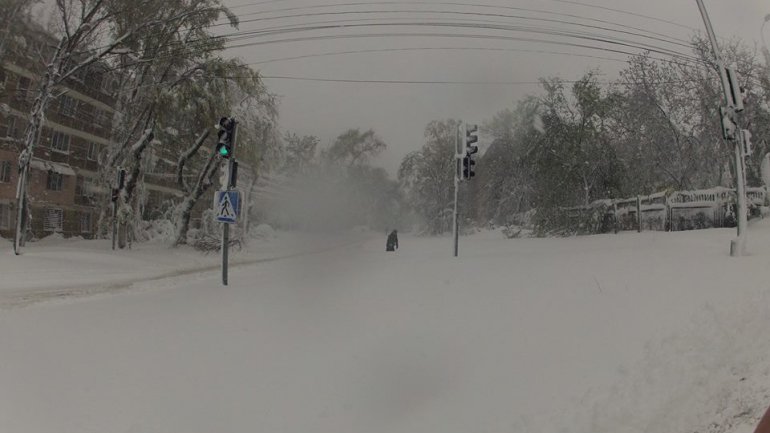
215,190 -> 240,224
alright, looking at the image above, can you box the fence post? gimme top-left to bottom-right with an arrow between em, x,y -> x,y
637,195 -> 642,232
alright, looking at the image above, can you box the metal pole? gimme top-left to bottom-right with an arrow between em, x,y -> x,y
222,119 -> 238,286
637,195 -> 642,232
695,0 -> 748,255
111,199 -> 117,250
13,166 -> 27,255
222,212 -> 229,285
735,132 -> 748,237
453,124 -> 461,257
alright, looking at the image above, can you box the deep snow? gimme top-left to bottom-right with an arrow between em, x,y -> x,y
1,223 -> 770,433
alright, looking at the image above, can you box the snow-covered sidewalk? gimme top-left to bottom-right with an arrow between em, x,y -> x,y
0,231 -> 370,307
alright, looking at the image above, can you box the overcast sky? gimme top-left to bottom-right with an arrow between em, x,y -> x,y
219,0 -> 767,176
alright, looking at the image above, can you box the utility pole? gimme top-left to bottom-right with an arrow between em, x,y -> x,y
696,0 -> 748,256
453,123 -> 461,257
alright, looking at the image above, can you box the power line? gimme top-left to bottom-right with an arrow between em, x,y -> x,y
228,0 -> 703,37
549,0 -> 696,31
194,73 -> 711,87
221,31 -> 701,63
247,46 -> 634,65
84,1 -> 694,63
211,7 -> 691,46
77,2 -> 702,73
219,14 -> 690,50
218,21 -> 694,57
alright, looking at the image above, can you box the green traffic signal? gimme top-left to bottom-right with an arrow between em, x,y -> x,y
219,146 -> 230,157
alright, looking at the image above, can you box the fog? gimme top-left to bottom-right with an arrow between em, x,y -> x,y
253,166 -> 407,233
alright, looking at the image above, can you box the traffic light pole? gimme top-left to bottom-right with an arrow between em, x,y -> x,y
221,119 -> 238,286
453,124 -> 462,257
696,0 -> 748,256
111,198 -> 117,251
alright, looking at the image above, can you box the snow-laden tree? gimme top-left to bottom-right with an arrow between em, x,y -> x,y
0,0 -> 37,62
96,0 -> 250,248
321,128 -> 386,167
471,96 -> 540,226
282,132 -> 318,176
398,119 -> 460,235
531,73 -> 623,219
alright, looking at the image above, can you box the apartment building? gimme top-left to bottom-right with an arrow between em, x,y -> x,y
0,22 -> 186,240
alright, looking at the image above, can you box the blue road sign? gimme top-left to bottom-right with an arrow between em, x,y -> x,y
215,190 -> 240,224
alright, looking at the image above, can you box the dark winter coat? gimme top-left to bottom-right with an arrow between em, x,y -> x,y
386,231 -> 399,251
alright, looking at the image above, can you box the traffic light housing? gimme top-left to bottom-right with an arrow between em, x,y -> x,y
462,124 -> 478,180
465,124 -> 479,155
462,156 -> 475,179
725,65 -> 744,112
216,117 -> 235,158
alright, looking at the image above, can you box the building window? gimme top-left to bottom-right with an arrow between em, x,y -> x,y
59,95 -> 77,117
0,161 -> 10,183
5,116 -> 20,138
46,170 -> 64,191
75,176 -> 94,198
80,212 -> 91,233
93,109 -> 111,129
91,72 -> 103,91
0,203 -> 10,230
87,142 -> 98,160
51,131 -> 70,153
43,208 -> 63,232
93,109 -> 103,129
75,175 -> 84,196
16,76 -> 31,101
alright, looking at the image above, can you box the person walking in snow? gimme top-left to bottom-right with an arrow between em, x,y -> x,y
386,229 -> 398,252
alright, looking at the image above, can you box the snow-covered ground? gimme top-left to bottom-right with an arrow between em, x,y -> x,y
1,223 -> 770,433
0,230 -> 367,307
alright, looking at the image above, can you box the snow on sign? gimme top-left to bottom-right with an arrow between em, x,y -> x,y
214,190 -> 240,224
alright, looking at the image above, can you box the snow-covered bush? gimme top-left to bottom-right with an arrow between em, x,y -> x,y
502,225 -> 524,239
251,223 -> 276,240
135,219 -> 176,243
186,210 -> 243,253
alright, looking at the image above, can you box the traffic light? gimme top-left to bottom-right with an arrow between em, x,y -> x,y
465,124 -> 479,155
725,65 -> 744,112
462,156 -> 476,179
720,106 -> 737,140
216,117 -> 235,158
463,124 -> 479,180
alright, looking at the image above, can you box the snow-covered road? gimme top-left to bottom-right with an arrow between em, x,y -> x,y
2,226 -> 770,433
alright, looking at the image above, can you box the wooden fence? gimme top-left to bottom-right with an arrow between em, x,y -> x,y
563,187 -> 767,234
